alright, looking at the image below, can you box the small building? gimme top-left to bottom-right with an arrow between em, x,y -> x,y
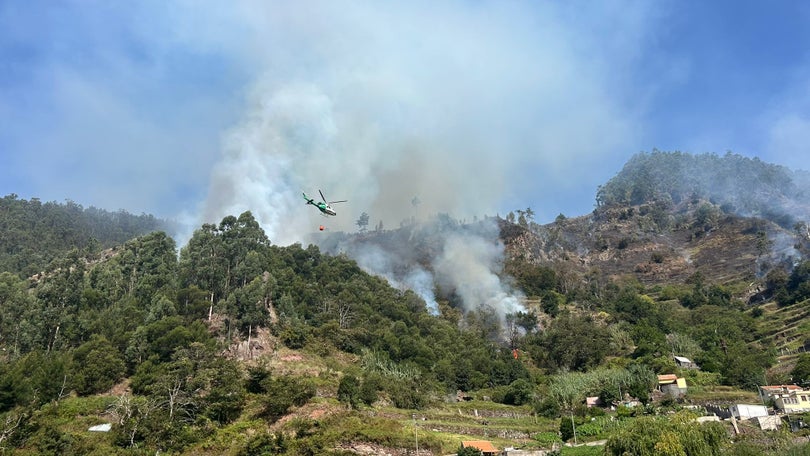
729,404 -> 768,419
658,374 -> 687,397
461,440 -> 499,456
674,356 -> 697,369
586,396 -> 603,408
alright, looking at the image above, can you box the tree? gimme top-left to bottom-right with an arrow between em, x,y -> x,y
524,207 -> 535,224
517,210 -> 527,227
203,358 -> 246,424
72,335 -> 126,396
528,313 -> 611,371
35,250 -> 86,352
224,275 -> 272,339
356,212 -> 370,232
122,231 -> 178,305
219,211 -> 270,292
179,224 -> 226,321
0,272 -> 37,356
337,374 -> 361,409
792,354 -> 810,385
605,412 -> 727,456
260,375 -> 316,421
503,379 -> 535,406
359,374 -> 381,406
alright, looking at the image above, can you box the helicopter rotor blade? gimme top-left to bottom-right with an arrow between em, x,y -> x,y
329,200 -> 347,204
319,189 -> 327,202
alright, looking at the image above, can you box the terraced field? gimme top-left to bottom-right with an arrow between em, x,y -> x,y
757,301 -> 810,354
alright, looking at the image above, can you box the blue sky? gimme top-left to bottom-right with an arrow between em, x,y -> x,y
2,0 -> 809,243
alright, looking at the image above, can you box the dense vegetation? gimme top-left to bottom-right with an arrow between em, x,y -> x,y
0,194 -> 168,278
1,149 -> 810,455
0,207 -> 538,453
595,150 -> 810,228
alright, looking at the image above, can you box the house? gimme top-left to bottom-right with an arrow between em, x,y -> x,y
658,374 -> 687,397
461,440 -> 499,456
674,356 -> 697,369
775,392 -> 810,413
760,384 -> 803,401
760,384 -> 803,396
729,404 -> 768,419
758,385 -> 810,413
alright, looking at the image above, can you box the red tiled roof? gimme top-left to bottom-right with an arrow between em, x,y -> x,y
462,440 -> 498,452
761,384 -> 802,391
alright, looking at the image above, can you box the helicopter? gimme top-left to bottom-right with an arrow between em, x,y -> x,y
303,190 -> 347,216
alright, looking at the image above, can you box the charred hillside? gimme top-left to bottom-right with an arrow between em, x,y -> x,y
501,151 -> 810,297
502,200 -> 804,291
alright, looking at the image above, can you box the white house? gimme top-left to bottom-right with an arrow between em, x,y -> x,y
729,404 -> 768,419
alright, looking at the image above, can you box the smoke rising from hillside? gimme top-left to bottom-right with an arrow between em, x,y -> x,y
432,226 -> 525,318
324,218 -> 524,322
350,242 -> 439,315
191,1 -> 653,321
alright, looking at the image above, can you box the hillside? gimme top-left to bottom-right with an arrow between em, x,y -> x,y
2,152 -> 810,455
594,150 -> 810,228
0,193 -> 171,278
502,200 -> 803,292
496,152 -> 810,366
504,151 -> 809,290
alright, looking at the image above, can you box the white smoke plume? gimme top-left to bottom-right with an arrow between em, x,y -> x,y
433,226 -> 525,320
194,1 -> 647,241
350,242 -> 439,315
188,1 -> 651,320
318,217 -> 525,324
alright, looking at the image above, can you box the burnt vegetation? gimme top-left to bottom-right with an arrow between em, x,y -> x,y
1,151 -> 810,454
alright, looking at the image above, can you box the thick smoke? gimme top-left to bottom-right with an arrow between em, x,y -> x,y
195,1 -> 645,239
432,225 -> 525,319
201,84 -> 339,246
324,217 -> 525,322
350,242 -> 439,315
191,2 -> 649,321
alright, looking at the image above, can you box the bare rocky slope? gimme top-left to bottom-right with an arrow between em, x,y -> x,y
500,198 -> 808,299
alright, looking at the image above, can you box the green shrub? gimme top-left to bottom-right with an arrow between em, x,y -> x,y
534,431 -> 562,446
260,376 -> 316,421
533,397 -> 561,418
239,432 -> 286,456
458,445 -> 483,456
504,379 -> 535,406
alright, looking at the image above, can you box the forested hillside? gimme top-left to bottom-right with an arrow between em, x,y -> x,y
595,150 -> 810,228
0,209 -> 536,454
0,194 -> 169,278
1,152 -> 810,455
